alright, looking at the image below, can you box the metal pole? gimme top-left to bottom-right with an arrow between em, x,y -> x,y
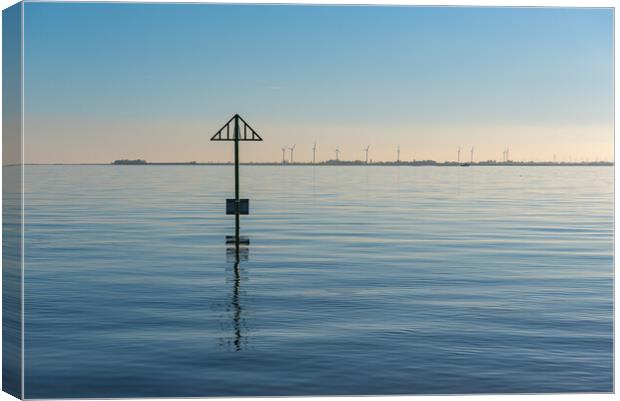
234,115 -> 240,243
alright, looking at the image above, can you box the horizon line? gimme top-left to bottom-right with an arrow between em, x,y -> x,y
17,160 -> 615,167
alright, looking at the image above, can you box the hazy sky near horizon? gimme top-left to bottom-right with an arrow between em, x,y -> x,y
24,3 -> 613,163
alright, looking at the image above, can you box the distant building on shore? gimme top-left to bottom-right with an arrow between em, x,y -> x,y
112,159 -> 147,165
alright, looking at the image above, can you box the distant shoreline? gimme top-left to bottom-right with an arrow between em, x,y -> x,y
22,161 -> 614,167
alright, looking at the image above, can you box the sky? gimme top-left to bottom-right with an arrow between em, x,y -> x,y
23,3 -> 613,163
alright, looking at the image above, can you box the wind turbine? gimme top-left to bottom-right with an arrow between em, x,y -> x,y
470,147 -> 474,163
457,146 -> 461,163
281,147 -> 287,164
397,145 -> 401,163
312,142 -> 317,164
289,144 -> 296,164
364,145 -> 370,164
335,147 -> 340,161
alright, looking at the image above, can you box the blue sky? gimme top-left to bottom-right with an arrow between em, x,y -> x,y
24,3 -> 613,163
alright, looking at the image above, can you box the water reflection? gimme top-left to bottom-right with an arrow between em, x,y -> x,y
224,239 -> 249,351
226,246 -> 249,263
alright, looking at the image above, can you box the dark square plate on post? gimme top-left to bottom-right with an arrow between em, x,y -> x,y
226,198 -> 249,215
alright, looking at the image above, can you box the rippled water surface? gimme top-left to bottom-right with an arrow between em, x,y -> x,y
23,165 -> 613,397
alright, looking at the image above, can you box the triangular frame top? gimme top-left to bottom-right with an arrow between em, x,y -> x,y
210,114 -> 263,141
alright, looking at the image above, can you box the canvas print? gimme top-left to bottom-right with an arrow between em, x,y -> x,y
2,2 -> 614,399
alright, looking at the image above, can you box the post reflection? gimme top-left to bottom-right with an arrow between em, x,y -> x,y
232,259 -> 242,351
225,240 -> 249,351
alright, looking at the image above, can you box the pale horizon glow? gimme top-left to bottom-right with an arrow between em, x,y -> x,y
23,4 -> 613,163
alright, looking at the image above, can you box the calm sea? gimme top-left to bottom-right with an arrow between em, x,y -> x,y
23,165 -> 613,398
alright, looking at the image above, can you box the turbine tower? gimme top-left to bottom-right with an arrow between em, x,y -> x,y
397,145 -> 401,163
470,147 -> 474,163
289,144 -> 296,164
281,147 -> 287,164
458,146 -> 461,163
335,147 -> 340,161
312,142 -> 317,164
364,145 -> 370,164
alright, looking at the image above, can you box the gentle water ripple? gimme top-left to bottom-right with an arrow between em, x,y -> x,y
23,165 -> 612,397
